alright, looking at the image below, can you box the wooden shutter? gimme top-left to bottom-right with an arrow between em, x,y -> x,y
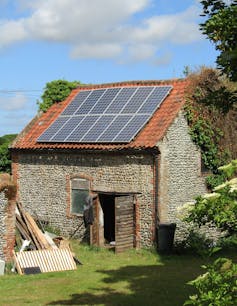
115,195 -> 134,253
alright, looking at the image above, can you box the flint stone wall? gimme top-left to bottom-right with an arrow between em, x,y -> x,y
157,112 -> 208,240
15,151 -> 155,246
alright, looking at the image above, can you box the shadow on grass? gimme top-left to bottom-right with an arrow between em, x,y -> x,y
47,258 -> 202,306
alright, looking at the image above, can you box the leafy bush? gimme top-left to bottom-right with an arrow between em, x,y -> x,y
184,257 -> 237,305
175,229 -> 221,258
0,134 -> 17,173
205,172 -> 227,189
218,235 -> 237,250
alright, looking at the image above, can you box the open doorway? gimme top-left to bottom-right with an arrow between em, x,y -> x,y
99,194 -> 115,245
91,192 -> 136,252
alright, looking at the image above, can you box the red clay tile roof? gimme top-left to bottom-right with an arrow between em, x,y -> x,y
11,79 -> 188,151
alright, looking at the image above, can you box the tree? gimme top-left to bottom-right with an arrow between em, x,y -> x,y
0,134 -> 17,173
37,79 -> 80,112
200,0 -> 237,81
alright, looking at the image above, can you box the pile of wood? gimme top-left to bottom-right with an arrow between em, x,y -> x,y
16,202 -> 53,250
14,202 -> 77,274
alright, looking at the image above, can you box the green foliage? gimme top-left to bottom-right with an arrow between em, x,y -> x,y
200,0 -> 237,81
175,229 -> 221,258
184,257 -> 237,305
0,134 -> 17,173
218,234 -> 237,250
37,79 -> 80,112
205,172 -> 227,189
219,159 -> 237,178
188,117 -> 223,171
185,67 -> 237,173
184,160 -> 237,236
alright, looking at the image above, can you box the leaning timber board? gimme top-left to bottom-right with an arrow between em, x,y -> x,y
14,248 -> 77,274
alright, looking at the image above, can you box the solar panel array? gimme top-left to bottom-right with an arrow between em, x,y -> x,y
37,85 -> 172,143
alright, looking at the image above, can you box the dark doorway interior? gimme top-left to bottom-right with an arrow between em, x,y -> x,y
99,194 -> 115,243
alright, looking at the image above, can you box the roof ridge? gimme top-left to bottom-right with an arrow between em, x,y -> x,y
76,78 -> 186,90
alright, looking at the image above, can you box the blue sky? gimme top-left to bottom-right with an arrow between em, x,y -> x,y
0,0 -> 218,136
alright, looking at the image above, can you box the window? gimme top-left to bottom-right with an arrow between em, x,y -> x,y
71,178 -> 90,215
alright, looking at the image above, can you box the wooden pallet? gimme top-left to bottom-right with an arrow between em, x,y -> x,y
14,247 -> 77,274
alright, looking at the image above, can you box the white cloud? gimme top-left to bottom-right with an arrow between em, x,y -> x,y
71,43 -> 122,59
131,6 -> 201,45
152,52 -> 173,66
0,92 -> 28,110
126,44 -> 157,62
0,0 -> 202,63
0,19 -> 27,47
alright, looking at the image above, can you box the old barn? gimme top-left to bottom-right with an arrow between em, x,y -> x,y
10,80 -> 207,253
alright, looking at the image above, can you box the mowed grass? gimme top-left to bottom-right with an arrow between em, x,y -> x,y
0,241 -> 234,306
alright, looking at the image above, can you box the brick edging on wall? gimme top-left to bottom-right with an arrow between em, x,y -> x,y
0,177 -> 17,262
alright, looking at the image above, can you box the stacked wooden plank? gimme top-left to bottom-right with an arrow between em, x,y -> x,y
15,202 -> 52,250
14,202 -> 77,274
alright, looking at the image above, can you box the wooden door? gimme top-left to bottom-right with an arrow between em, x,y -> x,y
115,195 -> 135,253
90,196 -> 99,246
90,196 -> 104,247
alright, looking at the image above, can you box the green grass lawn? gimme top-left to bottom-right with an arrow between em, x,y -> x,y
0,242 -> 235,306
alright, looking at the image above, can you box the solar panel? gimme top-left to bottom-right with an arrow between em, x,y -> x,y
51,116 -> 84,142
138,86 -> 172,113
37,85 -> 172,143
81,115 -> 114,142
121,87 -> 154,114
75,89 -> 106,114
38,116 -> 69,142
97,115 -> 132,142
105,87 -> 136,114
61,91 -> 91,115
114,115 -> 150,142
66,115 -> 100,142
90,87 -> 121,114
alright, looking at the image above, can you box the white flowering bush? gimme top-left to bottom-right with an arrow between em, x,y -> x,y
184,258 -> 237,305
183,160 -> 237,236
183,161 -> 237,305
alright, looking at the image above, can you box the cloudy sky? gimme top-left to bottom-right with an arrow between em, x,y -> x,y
0,0 -> 217,136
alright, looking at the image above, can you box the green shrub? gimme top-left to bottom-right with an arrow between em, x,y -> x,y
184,257 -> 237,305
174,229 -> 221,257
0,134 -> 17,173
37,79 -> 80,112
205,172 -> 227,189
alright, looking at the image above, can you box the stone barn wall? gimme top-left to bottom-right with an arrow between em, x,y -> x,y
12,151 -> 155,247
157,112 -> 207,240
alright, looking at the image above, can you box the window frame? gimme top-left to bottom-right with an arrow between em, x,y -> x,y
69,175 -> 92,216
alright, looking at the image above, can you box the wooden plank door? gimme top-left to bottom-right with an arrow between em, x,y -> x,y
90,196 -> 99,246
90,196 -> 104,247
115,195 -> 135,253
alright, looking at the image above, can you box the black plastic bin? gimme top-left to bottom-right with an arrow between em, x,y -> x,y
157,223 -> 176,254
